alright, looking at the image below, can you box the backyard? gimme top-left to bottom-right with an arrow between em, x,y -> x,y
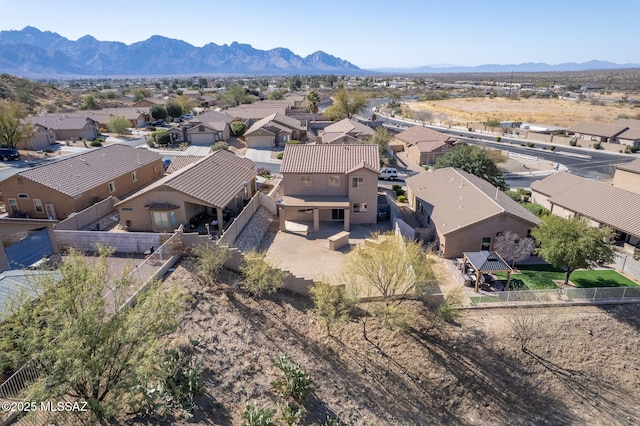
496,264 -> 639,290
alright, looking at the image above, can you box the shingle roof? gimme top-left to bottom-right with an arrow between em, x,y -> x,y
280,144 -> 380,174
405,168 -> 540,236
16,144 -> 161,196
539,175 -> 640,237
26,115 -> 96,130
245,112 -> 303,135
530,172 -> 585,197
224,106 -> 288,120
616,158 -> 640,174
618,127 -> 640,141
614,118 -> 640,129
117,150 -> 256,209
567,122 -> 628,138
189,110 -> 234,124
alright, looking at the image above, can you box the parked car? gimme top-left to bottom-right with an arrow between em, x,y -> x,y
0,148 -> 20,161
379,167 -> 398,180
151,120 -> 165,126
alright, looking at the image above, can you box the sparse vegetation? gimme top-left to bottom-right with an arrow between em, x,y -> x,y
239,251 -> 286,297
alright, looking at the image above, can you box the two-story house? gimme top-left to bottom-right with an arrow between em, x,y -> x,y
278,144 -> 380,232
0,144 -> 163,220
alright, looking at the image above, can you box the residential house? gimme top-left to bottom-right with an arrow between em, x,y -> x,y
17,123 -> 55,151
223,105 -> 289,123
612,158 -> 640,194
132,97 -> 167,108
405,168 -> 540,258
183,110 -> 233,144
566,122 -> 628,145
614,118 -> 640,147
531,172 -> 640,247
115,150 -> 256,234
244,112 -> 305,148
318,118 -> 374,144
0,144 -> 163,220
392,126 -> 459,165
278,144 -> 380,232
25,115 -> 99,141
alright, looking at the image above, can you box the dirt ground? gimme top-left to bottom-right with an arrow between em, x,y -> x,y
139,262 -> 640,425
409,97 -> 640,128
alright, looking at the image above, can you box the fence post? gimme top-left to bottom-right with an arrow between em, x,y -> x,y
622,287 -> 627,302
592,287 -> 597,302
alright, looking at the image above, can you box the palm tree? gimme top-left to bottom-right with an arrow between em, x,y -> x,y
306,91 -> 320,122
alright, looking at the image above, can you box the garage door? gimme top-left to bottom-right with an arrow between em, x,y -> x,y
6,228 -> 54,269
189,133 -> 214,145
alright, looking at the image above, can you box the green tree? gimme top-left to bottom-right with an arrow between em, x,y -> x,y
150,105 -> 168,121
343,233 -> 436,303
0,100 -> 34,149
0,247 -> 183,419
306,90 -> 320,122
107,116 -> 131,135
369,126 -> 391,157
230,120 -> 247,137
79,94 -> 101,110
166,100 -> 183,120
132,88 -> 152,102
191,241 -> 229,286
324,89 -> 367,120
177,95 -> 197,115
239,251 -> 286,297
268,89 -> 285,100
220,85 -> 254,108
434,143 -> 508,190
531,216 -> 615,286
310,282 -> 355,336
152,129 -> 171,145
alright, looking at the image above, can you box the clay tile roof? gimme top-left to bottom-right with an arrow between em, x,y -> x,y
280,144 -> 380,174
117,150 -> 256,209
16,144 -> 161,197
405,168 -> 540,236
166,155 -> 205,173
323,118 -> 374,137
616,158 -> 640,174
567,122 -> 628,138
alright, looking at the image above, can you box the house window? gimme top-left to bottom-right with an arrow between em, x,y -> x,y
300,175 -> 312,187
481,237 -> 491,251
331,209 -> 345,220
353,203 -> 367,213
279,134 -> 289,143
328,175 -> 341,187
122,207 -> 133,211
152,211 -> 177,228
131,171 -> 138,182
217,132 -> 224,140
8,198 -> 18,212
18,193 -> 29,199
108,181 -> 116,193
351,177 -> 364,188
33,199 -> 44,213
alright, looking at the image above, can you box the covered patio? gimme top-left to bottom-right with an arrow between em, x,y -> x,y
278,195 -> 351,232
461,251 -> 513,293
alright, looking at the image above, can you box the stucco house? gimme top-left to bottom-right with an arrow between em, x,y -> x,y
115,150 -> 256,234
244,112 -> 305,148
25,115 -> 99,141
318,118 -> 374,144
405,168 -> 540,258
612,158 -> 640,194
392,126 -> 458,165
278,144 -> 380,232
566,122 -> 628,145
17,123 -> 55,151
531,172 -> 640,247
0,144 -> 163,220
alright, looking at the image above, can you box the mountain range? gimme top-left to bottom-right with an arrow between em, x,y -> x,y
1,27 -> 638,78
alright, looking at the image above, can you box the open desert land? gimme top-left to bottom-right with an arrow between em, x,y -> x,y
409,97 -> 640,127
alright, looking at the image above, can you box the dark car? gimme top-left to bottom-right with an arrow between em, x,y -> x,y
0,148 -> 20,161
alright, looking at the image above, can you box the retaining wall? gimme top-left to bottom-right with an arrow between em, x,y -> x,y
55,230 -> 171,253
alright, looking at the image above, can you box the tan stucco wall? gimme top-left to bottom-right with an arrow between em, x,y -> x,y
612,169 -> 640,194
0,159 -> 163,220
440,214 -> 537,258
530,190 -> 553,210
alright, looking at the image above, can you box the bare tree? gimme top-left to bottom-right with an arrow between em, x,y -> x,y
493,231 -> 535,268
507,307 -> 544,352
413,110 -> 433,125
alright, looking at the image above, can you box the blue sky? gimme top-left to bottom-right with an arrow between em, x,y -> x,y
1,0 -> 638,69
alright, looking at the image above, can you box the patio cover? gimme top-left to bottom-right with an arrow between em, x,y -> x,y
463,251 -> 513,292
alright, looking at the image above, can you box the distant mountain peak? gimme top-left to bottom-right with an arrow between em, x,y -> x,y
0,27 -> 365,77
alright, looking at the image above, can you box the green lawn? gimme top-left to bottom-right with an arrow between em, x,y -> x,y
495,264 -> 639,291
